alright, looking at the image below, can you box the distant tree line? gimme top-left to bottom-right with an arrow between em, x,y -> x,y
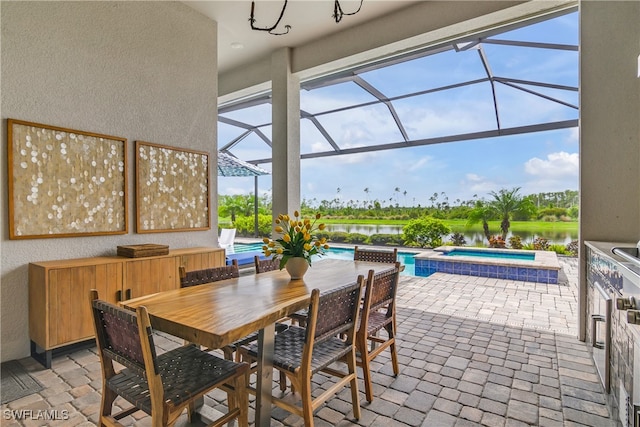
218,189 -> 579,224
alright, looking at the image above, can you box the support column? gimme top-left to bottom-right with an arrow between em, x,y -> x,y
578,1 -> 640,341
271,48 -> 301,221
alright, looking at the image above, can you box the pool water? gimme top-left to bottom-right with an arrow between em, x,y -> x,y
445,249 -> 535,261
232,243 -> 416,276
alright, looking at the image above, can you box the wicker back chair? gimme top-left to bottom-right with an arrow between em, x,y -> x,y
178,259 -> 239,288
356,262 -> 401,402
240,279 -> 364,427
254,255 -> 280,273
178,260 -> 287,363
88,289 -> 249,427
353,246 -> 398,263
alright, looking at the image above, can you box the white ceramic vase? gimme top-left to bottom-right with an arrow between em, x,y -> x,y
285,257 -> 309,280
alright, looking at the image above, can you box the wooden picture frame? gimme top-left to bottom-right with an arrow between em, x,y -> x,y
135,141 -> 210,233
7,119 -> 128,239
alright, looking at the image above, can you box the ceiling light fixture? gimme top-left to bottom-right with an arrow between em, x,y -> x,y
249,0 -> 363,36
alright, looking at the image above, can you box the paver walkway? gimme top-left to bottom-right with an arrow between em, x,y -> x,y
1,257 -> 619,426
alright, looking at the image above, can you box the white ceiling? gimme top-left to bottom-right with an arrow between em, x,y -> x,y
183,1 -> 418,73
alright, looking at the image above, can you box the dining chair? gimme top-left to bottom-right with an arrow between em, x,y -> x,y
178,259 -> 239,288
353,246 -> 398,263
356,262 -> 402,402
290,246 -> 399,327
254,255 -> 280,273
178,261 -> 288,363
240,279 -> 364,427
89,289 -> 249,427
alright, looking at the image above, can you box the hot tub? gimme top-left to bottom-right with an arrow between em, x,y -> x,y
414,246 -> 561,284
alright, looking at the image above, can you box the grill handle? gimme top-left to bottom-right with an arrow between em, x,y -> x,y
591,314 -> 606,349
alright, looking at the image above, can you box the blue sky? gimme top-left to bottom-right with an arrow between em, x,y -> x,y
218,11 -> 579,207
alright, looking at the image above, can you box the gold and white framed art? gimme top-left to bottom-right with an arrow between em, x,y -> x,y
7,119 -> 128,239
135,141 -> 210,233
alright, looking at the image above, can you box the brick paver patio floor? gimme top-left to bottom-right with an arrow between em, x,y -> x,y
1,256 -> 619,426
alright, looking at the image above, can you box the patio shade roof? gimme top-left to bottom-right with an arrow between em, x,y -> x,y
217,151 -> 271,177
218,9 -> 578,166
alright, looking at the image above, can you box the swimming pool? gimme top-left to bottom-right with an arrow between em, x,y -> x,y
232,243 -> 417,276
415,246 -> 560,284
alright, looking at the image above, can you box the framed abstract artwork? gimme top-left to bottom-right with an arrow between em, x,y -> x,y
135,141 -> 210,233
7,119 -> 128,239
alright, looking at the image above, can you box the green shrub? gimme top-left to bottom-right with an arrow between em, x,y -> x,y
549,244 -> 567,255
327,231 -> 350,243
508,235 -> 523,249
541,215 -> 557,222
369,234 -> 404,246
568,206 -> 579,219
344,233 -> 368,244
537,207 -> 567,219
403,217 -> 450,248
232,214 -> 272,237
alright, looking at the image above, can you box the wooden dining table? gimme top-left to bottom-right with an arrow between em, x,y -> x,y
121,258 -> 397,426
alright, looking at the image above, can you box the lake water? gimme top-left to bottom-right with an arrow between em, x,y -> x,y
325,224 -> 577,246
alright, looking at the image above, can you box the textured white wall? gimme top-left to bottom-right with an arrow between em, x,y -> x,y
0,1 -> 218,362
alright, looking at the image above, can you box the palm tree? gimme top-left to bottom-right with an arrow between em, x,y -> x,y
488,187 -> 535,239
466,200 -> 493,242
219,194 -> 253,223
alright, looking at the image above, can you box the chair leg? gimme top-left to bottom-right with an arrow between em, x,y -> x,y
100,386 -> 117,425
279,370 -> 287,392
346,352 -> 361,420
223,346 -> 234,361
186,401 -> 197,423
357,334 -> 375,403
300,375 -> 314,427
386,323 -> 400,376
235,373 -> 249,427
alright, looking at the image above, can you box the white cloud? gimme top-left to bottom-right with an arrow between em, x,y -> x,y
406,156 -> 434,172
566,127 -> 579,144
330,143 -> 379,164
521,151 -> 579,195
461,173 -> 499,195
524,151 -> 578,178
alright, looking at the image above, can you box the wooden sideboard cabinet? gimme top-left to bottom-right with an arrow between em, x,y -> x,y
29,247 -> 225,368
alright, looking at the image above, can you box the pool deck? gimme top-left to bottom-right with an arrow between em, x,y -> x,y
0,256 -> 617,426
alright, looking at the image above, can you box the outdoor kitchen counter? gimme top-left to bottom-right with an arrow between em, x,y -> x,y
585,240 -> 640,290
585,240 -> 640,425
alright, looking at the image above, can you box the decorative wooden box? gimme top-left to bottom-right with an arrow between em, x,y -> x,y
117,244 -> 169,258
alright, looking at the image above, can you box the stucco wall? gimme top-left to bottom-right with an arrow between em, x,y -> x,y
0,1 -> 218,362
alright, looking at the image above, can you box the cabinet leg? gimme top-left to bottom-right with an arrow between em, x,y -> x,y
30,341 -> 52,369
30,339 -> 95,369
